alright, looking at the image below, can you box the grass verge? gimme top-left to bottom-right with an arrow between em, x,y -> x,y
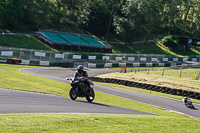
0,114 -> 200,133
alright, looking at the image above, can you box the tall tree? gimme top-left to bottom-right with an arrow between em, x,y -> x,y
0,0 -> 25,29
105,0 -> 126,41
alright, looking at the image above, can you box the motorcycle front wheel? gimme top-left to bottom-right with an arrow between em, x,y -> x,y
69,87 -> 78,100
86,89 -> 95,103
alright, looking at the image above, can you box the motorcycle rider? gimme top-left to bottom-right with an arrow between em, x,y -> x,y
74,65 -> 90,91
183,97 -> 189,104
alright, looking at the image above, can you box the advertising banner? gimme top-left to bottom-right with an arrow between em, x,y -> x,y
140,57 -> 146,61
128,57 -> 135,61
73,55 -> 81,59
88,56 -> 96,60
35,52 -> 46,57
116,57 -> 122,60
192,58 -> 197,61
1,51 -> 13,56
55,54 -> 65,58
152,58 -> 158,61
173,58 -> 179,61
183,58 -> 188,61
163,58 -> 168,61
102,56 -> 110,60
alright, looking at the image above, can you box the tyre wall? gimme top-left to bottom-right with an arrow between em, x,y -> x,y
89,76 -> 200,100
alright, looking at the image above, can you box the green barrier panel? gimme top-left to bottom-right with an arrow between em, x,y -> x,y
126,63 -> 133,67
176,62 -> 182,65
49,62 -> 59,66
165,63 -> 171,67
30,61 -> 40,66
81,55 -> 88,59
152,63 -> 157,67
140,63 -> 146,67
59,62 -> 74,67
112,63 -> 119,67
96,56 -> 103,60
67,55 -> 73,59
96,64 -> 104,68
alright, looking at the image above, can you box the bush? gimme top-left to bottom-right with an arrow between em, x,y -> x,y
163,36 -> 179,48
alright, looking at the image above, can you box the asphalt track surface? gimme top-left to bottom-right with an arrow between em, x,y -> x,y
0,68 -> 153,115
2,68 -> 200,118
0,88 -> 150,114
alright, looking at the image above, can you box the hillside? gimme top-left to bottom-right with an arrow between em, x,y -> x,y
111,42 -> 200,55
0,35 -> 56,51
0,34 -> 200,56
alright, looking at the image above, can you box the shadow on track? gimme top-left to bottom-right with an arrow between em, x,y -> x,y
192,107 -> 198,110
76,100 -> 111,107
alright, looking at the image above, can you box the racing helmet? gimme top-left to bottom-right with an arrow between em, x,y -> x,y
77,65 -> 84,74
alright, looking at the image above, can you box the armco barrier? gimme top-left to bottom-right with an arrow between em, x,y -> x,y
89,77 -> 200,100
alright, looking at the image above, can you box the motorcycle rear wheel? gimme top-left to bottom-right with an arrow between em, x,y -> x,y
86,89 -> 95,103
69,87 -> 77,100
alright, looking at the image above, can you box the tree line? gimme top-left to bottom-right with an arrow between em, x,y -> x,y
1,0 -> 200,43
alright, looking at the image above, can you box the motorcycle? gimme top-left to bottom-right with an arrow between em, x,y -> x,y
182,98 -> 195,109
67,77 -> 95,103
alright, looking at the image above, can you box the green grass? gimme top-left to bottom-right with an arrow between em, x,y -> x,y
0,64 -> 199,132
111,42 -> 168,54
0,35 -> 57,51
0,114 -> 199,133
111,41 -> 200,55
155,42 -> 200,56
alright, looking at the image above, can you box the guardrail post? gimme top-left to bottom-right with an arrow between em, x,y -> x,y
162,68 -> 165,76
49,51 -> 52,61
179,67 -> 183,78
135,66 -> 136,73
30,49 -> 33,60
196,71 -> 200,80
